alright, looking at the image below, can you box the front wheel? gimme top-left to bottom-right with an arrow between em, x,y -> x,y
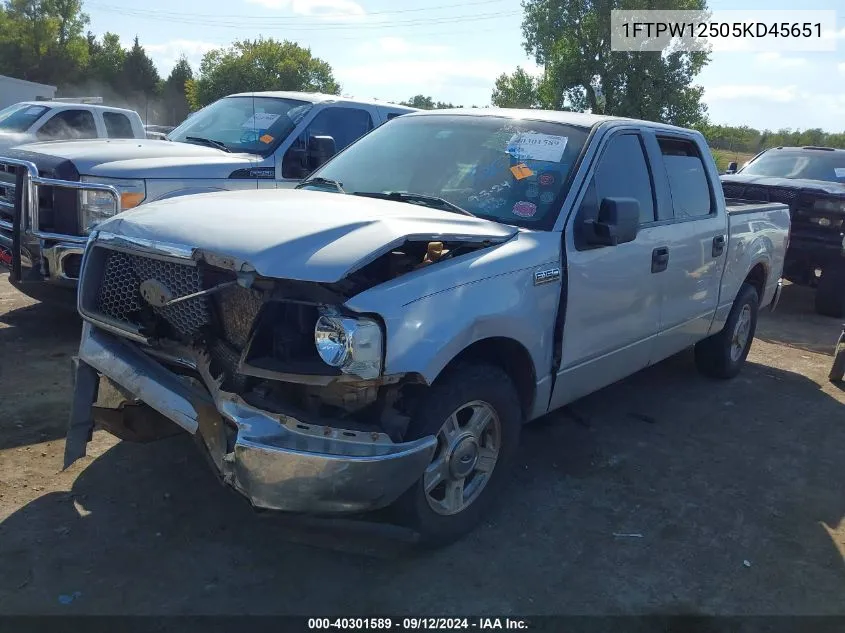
695,283 -> 759,379
393,363 -> 522,545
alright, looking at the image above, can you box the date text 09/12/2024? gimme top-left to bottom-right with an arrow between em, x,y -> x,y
307,618 -> 530,630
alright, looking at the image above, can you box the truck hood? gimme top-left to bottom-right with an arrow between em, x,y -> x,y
0,132 -> 31,153
721,174 -> 845,196
97,189 -> 517,283
11,138 -> 260,179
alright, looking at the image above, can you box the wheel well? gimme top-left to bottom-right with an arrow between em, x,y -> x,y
744,263 -> 767,300
439,338 -> 536,420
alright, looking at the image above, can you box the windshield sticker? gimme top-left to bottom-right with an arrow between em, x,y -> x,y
540,191 -> 555,204
539,172 -> 555,186
24,106 -> 45,115
512,201 -> 537,218
435,130 -> 453,139
260,134 -> 274,144
526,184 -> 539,198
835,167 -> 845,178
510,163 -> 534,180
242,112 -> 281,129
507,133 -> 568,163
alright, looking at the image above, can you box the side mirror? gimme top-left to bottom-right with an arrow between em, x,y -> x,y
726,161 -> 738,174
585,197 -> 640,246
307,135 -> 337,170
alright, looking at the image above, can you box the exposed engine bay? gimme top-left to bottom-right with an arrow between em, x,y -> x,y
85,237 -> 499,443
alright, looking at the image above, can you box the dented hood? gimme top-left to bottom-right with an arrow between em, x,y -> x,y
97,189 -> 517,282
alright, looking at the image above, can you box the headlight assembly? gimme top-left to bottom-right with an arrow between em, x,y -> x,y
314,309 -> 383,380
79,177 -> 146,234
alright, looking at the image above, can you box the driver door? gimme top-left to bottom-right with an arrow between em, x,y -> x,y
277,105 -> 376,187
548,130 -> 665,409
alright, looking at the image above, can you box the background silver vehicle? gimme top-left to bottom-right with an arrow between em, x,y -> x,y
65,109 -> 790,544
0,92 -> 415,303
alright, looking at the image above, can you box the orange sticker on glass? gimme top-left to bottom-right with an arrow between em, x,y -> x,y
260,134 -> 274,144
510,163 -> 533,180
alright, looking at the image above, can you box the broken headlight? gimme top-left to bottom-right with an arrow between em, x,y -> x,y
314,309 -> 383,380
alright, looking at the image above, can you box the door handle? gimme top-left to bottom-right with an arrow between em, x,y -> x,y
712,235 -> 726,257
651,247 -> 669,273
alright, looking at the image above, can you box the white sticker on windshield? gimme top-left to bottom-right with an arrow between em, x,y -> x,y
835,167 -> 845,178
242,112 -> 281,129
507,132 -> 568,162
25,107 -> 44,115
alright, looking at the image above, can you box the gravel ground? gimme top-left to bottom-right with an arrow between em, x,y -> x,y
1,271 -> 844,616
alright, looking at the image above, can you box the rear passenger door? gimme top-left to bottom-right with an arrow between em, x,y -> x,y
644,132 -> 725,362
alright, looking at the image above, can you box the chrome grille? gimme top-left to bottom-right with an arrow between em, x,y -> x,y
96,249 -> 210,337
0,164 -> 16,219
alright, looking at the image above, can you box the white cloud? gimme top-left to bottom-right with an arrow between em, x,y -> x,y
839,62 -> 845,74
705,84 -> 799,103
146,39 -> 219,75
753,52 -> 806,69
244,0 -> 364,18
338,37 -> 542,105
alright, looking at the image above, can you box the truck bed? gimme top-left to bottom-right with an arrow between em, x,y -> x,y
725,198 -> 789,216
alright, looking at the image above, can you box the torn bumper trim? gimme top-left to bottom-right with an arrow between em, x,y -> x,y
70,323 -> 438,514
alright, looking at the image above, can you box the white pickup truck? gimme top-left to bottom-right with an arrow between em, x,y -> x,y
0,101 -> 146,151
66,109 -> 789,543
0,92 -> 415,303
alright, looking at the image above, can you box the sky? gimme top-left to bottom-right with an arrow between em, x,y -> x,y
81,0 -> 845,131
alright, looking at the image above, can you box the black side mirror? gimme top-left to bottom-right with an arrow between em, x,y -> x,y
585,197 -> 640,246
726,161 -> 738,174
308,135 -> 337,170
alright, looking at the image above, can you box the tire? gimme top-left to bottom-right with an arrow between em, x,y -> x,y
393,363 -> 522,546
830,331 -> 845,384
815,263 -> 845,318
695,283 -> 759,379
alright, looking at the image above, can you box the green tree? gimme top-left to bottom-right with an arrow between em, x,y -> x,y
122,35 -> 159,96
163,55 -> 193,125
520,0 -> 709,126
187,37 -> 339,109
87,31 -> 125,89
491,66 -> 541,108
400,95 -> 457,109
0,0 -> 89,84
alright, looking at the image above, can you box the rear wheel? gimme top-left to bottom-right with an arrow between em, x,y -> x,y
695,283 -> 759,379
394,363 -> 521,545
830,330 -> 845,384
815,262 -> 845,318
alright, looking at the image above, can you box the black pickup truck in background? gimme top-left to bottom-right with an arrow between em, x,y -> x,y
721,146 -> 845,317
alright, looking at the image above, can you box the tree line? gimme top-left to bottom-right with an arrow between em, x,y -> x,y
2,0 -> 843,145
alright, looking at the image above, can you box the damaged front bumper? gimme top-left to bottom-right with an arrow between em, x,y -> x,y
66,323 -> 437,514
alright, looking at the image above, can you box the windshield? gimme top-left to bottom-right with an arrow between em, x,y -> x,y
168,96 -> 312,154
302,114 -> 590,228
0,103 -> 50,133
740,149 -> 845,184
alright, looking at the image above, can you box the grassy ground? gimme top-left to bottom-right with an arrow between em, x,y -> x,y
711,148 -> 757,173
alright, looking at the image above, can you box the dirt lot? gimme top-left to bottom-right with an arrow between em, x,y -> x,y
1,271 -> 844,616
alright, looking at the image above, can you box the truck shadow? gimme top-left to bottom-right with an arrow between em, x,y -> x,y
0,299 -> 81,450
756,283 -> 842,356
1,354 -> 844,615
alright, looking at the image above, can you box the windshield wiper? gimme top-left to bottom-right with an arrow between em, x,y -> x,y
296,177 -> 346,193
184,136 -> 230,153
351,191 -> 476,217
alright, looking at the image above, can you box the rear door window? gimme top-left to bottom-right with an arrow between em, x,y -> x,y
103,112 -> 135,138
657,137 -> 713,219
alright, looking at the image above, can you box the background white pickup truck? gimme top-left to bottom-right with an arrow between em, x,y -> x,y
0,101 -> 146,151
0,91 -> 415,303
